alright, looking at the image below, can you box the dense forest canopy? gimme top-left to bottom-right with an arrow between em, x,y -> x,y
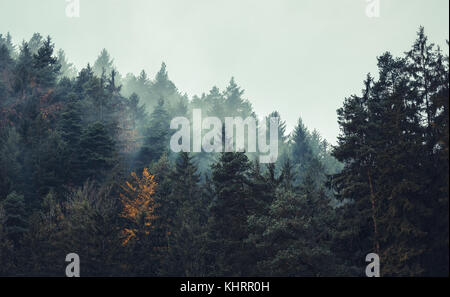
0,27 -> 448,276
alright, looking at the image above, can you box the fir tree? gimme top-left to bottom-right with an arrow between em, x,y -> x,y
3,191 -> 28,244
207,151 -> 253,276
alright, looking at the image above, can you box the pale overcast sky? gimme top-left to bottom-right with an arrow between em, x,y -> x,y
0,0 -> 448,143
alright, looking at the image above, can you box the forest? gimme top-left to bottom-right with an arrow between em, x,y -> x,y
0,27 -> 448,277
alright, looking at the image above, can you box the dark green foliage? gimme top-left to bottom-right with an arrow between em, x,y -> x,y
32,36 -> 60,88
0,29 -> 447,277
3,191 -> 28,244
248,158 -> 339,276
163,152 -> 209,276
207,152 -> 254,276
137,97 -> 170,169
79,122 -> 116,180
332,28 -> 449,276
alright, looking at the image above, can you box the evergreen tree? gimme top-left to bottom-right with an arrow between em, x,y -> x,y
223,77 -> 254,119
57,49 -> 77,79
0,128 -> 22,201
79,122 -> 116,181
13,42 -> 33,96
163,152 -> 208,276
0,200 -> 15,275
3,191 -> 28,244
332,30 -> 449,276
32,36 -> 60,89
0,32 -> 16,59
93,48 -> 115,78
59,101 -> 84,185
28,33 -> 43,55
207,152 -> 253,276
137,97 -> 170,169
331,74 -> 381,274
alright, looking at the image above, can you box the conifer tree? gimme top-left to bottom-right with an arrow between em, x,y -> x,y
3,191 -> 28,244
137,97 -> 170,169
93,48 -> 115,78
207,151 -> 253,276
164,152 -> 208,276
79,122 -> 116,180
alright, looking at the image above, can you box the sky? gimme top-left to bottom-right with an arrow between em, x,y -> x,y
0,0 -> 448,143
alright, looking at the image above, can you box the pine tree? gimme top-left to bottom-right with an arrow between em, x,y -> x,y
149,62 -> 182,109
254,188 -> 335,276
59,101 -> 84,185
0,200 -> 15,275
164,152 -> 208,276
332,31 -> 449,276
122,70 -> 154,109
57,49 -> 77,79
28,33 -> 43,55
148,153 -> 174,273
127,92 -> 147,131
248,158 -> 338,276
3,191 -> 28,244
13,42 -> 33,96
32,36 -> 60,89
137,97 -> 170,169
0,41 -> 14,74
428,61 -> 449,276
93,48 -> 115,78
370,52 -> 430,276
207,151 -> 253,276
0,32 -> 16,59
0,128 -> 22,201
223,77 -> 254,119
290,117 -> 315,184
79,122 -> 116,181
331,74 -> 381,274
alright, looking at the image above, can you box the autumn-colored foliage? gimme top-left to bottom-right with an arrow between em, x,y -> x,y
120,168 -> 158,245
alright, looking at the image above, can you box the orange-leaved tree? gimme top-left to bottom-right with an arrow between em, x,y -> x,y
120,168 -> 158,246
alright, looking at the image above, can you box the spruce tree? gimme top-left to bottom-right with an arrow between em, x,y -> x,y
3,191 -> 28,244
164,152 -> 208,276
207,151 -> 253,276
137,97 -> 170,169
79,122 -> 116,181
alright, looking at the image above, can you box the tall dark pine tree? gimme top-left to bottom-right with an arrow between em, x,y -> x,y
333,29 -> 449,276
3,191 -> 28,244
148,153 -> 174,272
163,152 -> 208,276
137,97 -> 170,169
207,151 -> 253,276
32,36 -> 60,89
249,158 -> 339,276
429,62 -> 449,276
79,122 -> 116,181
290,117 -> 316,184
370,52 -> 430,276
331,74 -> 379,275
0,32 -> 16,59
405,28 -> 450,276
58,102 -> 84,186
13,42 -> 33,96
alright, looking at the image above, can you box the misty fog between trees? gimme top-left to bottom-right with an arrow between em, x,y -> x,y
0,27 -> 448,276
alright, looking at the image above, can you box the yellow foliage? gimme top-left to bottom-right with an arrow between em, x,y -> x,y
120,168 -> 158,245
